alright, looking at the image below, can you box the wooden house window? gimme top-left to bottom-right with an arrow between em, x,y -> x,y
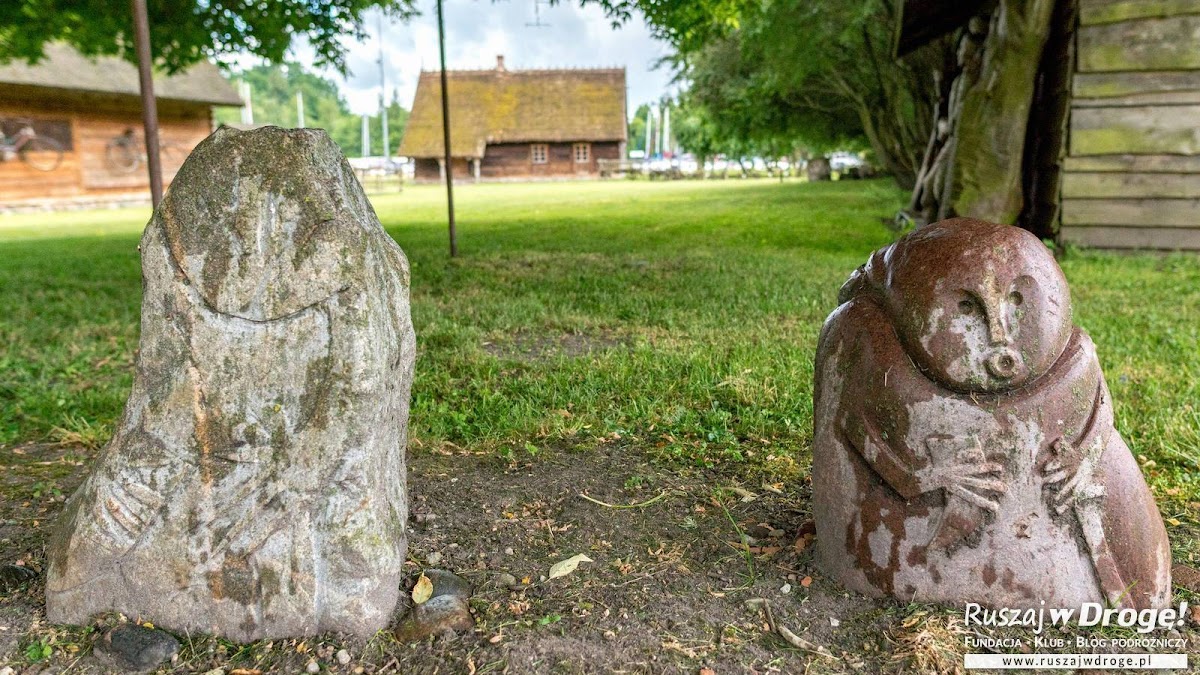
531,143 -> 548,164
573,143 -> 590,163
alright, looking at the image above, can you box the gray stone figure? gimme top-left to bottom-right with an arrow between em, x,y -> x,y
46,126 -> 417,641
813,218 -> 1171,610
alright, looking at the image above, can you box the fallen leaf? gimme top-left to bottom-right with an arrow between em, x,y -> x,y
412,573 -> 433,604
800,576 -> 812,588
700,669 -> 717,675
1167,518 -> 1182,526
230,670 -> 263,675
549,554 -> 593,579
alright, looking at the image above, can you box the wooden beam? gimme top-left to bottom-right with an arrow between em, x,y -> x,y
1080,0 -> 1200,25
1061,224 -> 1200,249
1061,197 -> 1200,226
894,0 -> 992,57
1078,15 -> 1200,71
1074,70 -> 1200,97
1070,104 -> 1200,154
1074,91 -> 1200,106
1065,154 -> 1200,172
1063,172 -> 1200,198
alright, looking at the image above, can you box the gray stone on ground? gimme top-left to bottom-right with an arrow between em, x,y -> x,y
394,569 -> 474,641
95,624 -> 179,672
45,126 -> 417,640
0,564 -> 37,592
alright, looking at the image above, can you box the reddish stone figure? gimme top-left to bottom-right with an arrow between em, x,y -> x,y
813,218 -> 1171,609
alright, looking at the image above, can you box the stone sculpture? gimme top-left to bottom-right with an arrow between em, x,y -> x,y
813,218 -> 1170,610
46,127 -> 417,640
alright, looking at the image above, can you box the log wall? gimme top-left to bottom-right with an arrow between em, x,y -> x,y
411,141 -> 620,181
0,91 -> 214,204
1064,0 -> 1200,249
481,141 -> 620,179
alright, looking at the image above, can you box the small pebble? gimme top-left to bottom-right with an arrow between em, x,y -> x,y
496,573 -> 517,588
1,666 -> 16,675
202,670 -> 224,675
306,660 -> 320,673
336,649 -> 351,665
504,547 -> 514,556
426,551 -> 443,565
780,583 -> 792,594
602,630 -> 616,641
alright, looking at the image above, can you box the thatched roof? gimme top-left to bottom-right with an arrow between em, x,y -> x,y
399,60 -> 626,159
0,43 -> 242,106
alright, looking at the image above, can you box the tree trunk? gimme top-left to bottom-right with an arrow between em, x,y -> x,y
903,0 -> 1059,229
1018,0 -> 1078,240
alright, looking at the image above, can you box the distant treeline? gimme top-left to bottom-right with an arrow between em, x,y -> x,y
214,62 -> 408,158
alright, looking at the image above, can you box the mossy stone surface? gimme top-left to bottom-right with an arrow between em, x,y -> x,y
45,126 -> 417,642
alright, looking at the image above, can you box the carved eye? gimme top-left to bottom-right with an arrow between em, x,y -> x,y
1009,291 -> 1023,306
958,299 -> 977,315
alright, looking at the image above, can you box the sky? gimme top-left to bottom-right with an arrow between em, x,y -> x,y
286,0 -> 677,117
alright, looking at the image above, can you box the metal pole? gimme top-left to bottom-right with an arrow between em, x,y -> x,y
361,114 -> 370,157
131,0 -> 162,207
437,0 -> 457,257
378,13 -> 390,161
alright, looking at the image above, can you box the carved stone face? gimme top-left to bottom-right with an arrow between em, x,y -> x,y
875,218 -> 1072,393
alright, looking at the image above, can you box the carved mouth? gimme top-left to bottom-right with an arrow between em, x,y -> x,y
985,347 -> 1022,379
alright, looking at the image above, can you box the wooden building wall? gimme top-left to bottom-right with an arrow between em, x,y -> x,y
0,89 -> 213,204
413,141 -> 620,181
1061,0 -> 1200,249
414,157 -> 471,181
481,141 -> 620,179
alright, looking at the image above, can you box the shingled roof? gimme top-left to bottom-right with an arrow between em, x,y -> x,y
399,59 -> 626,159
0,43 -> 242,106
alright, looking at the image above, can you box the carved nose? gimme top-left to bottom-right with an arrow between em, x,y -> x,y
985,347 -> 1022,379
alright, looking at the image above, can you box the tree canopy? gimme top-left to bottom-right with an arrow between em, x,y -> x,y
0,0 -> 416,73
588,0 -> 952,187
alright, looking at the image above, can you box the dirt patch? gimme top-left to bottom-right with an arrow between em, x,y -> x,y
481,331 -> 631,362
2,443 -> 1196,673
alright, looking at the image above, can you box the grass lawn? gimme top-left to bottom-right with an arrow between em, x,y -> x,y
1,178 -> 1198,671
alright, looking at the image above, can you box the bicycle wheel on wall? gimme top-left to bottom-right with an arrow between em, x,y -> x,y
19,136 -> 64,171
105,138 -> 140,174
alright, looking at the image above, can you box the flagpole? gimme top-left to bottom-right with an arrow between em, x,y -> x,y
437,0 -> 457,257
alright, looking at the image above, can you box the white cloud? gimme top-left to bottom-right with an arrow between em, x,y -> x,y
260,0 -> 676,116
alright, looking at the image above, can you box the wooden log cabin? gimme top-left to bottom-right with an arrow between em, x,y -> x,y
0,44 -> 241,208
897,0 -> 1200,250
398,56 -> 627,181
1061,1 -> 1200,249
